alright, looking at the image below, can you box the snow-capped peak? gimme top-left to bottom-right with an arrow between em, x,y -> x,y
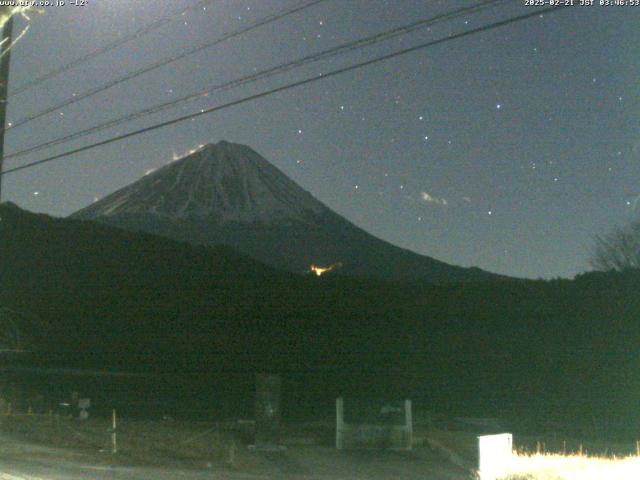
73,141 -> 328,225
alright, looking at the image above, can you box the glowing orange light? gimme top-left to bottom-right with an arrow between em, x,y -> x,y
309,262 -> 341,276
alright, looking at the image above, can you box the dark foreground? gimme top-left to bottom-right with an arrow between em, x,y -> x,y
0,413 -> 479,479
0,437 -> 470,480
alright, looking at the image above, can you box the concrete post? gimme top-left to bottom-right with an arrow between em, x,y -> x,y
336,397 -> 344,450
111,409 -> 117,454
404,399 -> 413,449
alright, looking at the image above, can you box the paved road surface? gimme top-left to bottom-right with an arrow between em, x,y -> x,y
0,439 -> 471,479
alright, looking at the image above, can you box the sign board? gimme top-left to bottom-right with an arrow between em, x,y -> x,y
254,374 -> 282,449
477,433 -> 513,480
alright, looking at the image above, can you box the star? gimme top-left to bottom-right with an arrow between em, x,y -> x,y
496,104 -> 502,110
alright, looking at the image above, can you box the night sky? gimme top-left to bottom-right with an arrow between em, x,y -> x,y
2,0 -> 638,279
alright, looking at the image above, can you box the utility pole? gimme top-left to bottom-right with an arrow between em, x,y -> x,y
0,7 -> 14,202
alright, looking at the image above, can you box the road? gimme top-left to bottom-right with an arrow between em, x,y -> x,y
0,441 -> 471,479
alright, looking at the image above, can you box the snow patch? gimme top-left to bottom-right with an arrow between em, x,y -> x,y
73,141 -> 329,225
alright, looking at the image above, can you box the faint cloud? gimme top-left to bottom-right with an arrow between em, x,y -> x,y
420,191 -> 447,206
463,196 -> 472,203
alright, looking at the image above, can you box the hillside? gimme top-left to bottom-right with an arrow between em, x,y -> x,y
71,141 -> 498,283
1,203 -> 639,438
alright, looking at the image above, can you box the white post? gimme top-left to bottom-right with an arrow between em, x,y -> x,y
111,409 -> 118,454
477,433 -> 513,480
336,397 -> 344,450
404,399 -> 413,449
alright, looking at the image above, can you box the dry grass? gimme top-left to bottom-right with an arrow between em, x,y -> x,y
0,414 -> 243,469
497,451 -> 640,480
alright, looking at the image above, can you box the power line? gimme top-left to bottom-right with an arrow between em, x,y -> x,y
1,4 -> 569,178
4,0 -> 328,132
5,0 -> 507,162
11,0 -> 219,97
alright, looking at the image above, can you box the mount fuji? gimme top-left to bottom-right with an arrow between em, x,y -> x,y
72,141 -> 495,283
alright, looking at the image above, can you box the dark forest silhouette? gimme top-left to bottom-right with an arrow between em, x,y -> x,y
1,203 -> 639,439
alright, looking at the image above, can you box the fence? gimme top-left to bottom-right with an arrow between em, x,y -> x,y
335,397 -> 412,450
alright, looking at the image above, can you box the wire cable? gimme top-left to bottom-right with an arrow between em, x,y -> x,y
4,0 -> 507,162
4,0 -> 328,132
1,5 -> 570,178
11,0 -> 219,97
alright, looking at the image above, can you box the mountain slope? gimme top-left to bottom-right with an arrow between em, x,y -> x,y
72,141 -> 497,283
0,201 -> 291,356
3,203 -> 640,436
73,142 -> 328,225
